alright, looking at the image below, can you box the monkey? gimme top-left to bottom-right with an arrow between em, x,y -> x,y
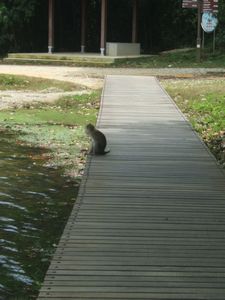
85,123 -> 110,155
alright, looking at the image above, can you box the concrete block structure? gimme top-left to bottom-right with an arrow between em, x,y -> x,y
106,43 -> 140,56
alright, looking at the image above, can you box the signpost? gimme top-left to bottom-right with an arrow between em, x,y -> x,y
182,0 -> 219,13
196,0 -> 202,62
182,0 -> 198,8
202,0 -> 218,13
201,12 -> 218,33
182,0 -> 219,61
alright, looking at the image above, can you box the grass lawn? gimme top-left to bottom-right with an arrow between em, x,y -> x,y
115,49 -> 225,68
0,74 -> 84,91
0,74 -> 99,178
162,78 -> 225,167
0,91 -> 100,178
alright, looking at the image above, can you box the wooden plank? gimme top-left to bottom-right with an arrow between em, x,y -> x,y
38,75 -> 225,300
38,294 -> 225,300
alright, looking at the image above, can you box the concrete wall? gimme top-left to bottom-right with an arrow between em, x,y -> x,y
106,43 -> 140,56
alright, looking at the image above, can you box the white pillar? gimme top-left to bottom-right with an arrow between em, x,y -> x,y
100,0 -> 107,55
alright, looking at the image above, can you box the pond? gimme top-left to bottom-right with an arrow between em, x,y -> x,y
0,132 -> 78,299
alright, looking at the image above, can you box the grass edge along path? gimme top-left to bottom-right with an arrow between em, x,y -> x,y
162,78 -> 225,168
0,91 -> 100,179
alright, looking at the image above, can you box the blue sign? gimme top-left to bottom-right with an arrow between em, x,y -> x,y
201,12 -> 218,33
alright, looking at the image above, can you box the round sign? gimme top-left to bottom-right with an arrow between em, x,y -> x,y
201,12 -> 218,33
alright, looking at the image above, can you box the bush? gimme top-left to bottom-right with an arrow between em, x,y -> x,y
0,0 -> 37,55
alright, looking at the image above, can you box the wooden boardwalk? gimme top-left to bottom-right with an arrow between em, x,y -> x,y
38,76 -> 225,300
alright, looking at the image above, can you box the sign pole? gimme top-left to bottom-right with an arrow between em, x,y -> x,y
213,29 -> 216,53
202,29 -> 205,49
196,0 -> 202,62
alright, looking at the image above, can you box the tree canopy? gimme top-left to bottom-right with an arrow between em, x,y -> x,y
0,0 -> 37,53
0,0 -> 225,55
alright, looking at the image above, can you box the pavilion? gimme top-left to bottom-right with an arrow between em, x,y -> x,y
48,0 -> 140,56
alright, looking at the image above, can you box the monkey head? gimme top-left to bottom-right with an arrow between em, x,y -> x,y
85,123 -> 95,135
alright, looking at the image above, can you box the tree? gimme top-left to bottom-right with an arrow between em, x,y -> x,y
216,0 -> 225,49
0,0 -> 37,54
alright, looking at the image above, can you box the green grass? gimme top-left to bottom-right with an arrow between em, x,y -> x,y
0,91 -> 101,177
114,49 -> 225,68
0,93 -> 99,125
162,78 -> 225,166
190,95 -> 225,133
0,74 -> 84,91
4,48 -> 225,68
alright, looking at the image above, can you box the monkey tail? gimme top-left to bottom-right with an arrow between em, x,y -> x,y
91,149 -> 110,155
103,149 -> 110,155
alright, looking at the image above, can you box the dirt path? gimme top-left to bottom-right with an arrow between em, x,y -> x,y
0,64 -> 225,110
0,90 -> 89,110
0,65 -> 104,89
0,65 -> 103,110
1,65 -> 225,87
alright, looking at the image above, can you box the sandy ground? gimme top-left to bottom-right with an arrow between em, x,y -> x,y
0,90 -> 90,110
0,65 -> 104,109
0,65 -> 105,89
1,64 -> 225,86
0,64 -> 225,109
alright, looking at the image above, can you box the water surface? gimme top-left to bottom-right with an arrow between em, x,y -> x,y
0,132 -> 77,299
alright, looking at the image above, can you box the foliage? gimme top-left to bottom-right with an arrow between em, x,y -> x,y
0,0 -> 37,54
0,0 -> 225,55
216,0 -> 225,49
162,78 -> 225,167
139,0 -> 196,52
